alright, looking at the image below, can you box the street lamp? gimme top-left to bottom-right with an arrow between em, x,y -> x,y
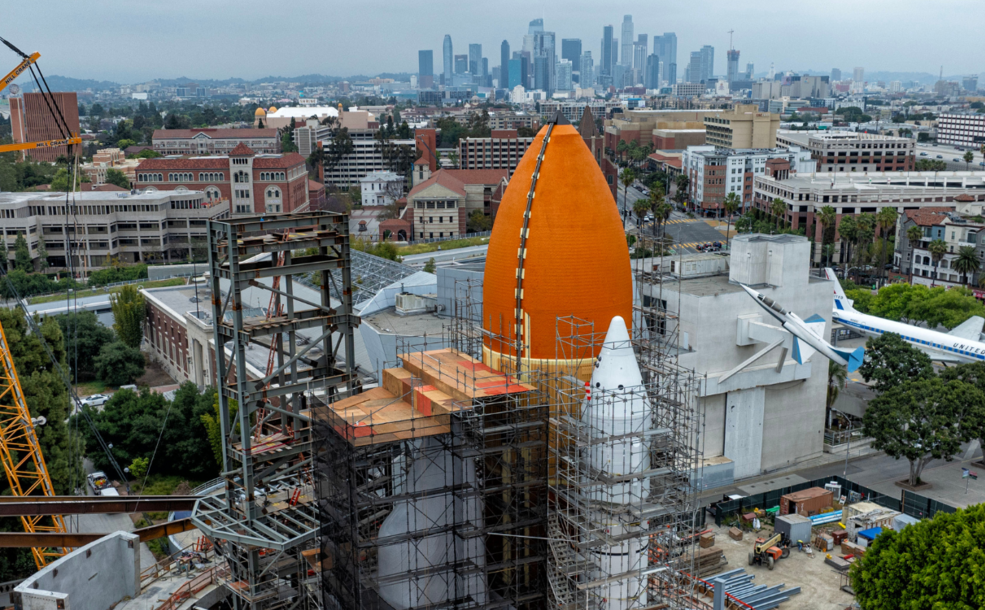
829,407 -> 853,481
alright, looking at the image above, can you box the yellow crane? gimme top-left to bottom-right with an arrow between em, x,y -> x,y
0,37 -> 81,155
0,321 -> 69,569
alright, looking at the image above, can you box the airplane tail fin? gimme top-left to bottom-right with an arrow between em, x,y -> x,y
832,346 -> 865,373
823,268 -> 855,312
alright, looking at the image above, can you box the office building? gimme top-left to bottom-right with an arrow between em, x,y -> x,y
500,41 -> 510,88
458,129 -> 534,176
683,145 -> 815,214
831,68 -> 842,82
776,130 -> 915,172
727,49 -> 740,83
0,189 -> 227,270
454,54 -> 468,75
688,52 -> 703,84
533,31 -> 556,95
654,33 -> 677,84
556,59 -> 573,91
964,76 -> 979,92
481,58 -> 490,87
601,25 -> 615,84
633,43 -> 647,81
644,54 -> 660,89
152,128 -> 279,155
853,67 -> 864,83
443,35 -> 453,84
745,63 -> 754,79
418,50 -> 434,89
704,104 -> 781,149
635,34 -> 648,67
620,15 -> 634,66
580,51 -> 595,87
528,17 -> 543,34
937,113 -> 985,147
700,45 -> 715,82
468,44 -> 482,77
508,56 -> 526,89
561,38 -> 582,73
9,91 -> 80,162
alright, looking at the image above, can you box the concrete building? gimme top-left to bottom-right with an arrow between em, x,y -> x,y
895,202 -> 985,287
406,167 -> 507,239
937,113 -> 985,148
650,234 -> 831,479
538,100 -> 620,124
9,91 -> 80,162
682,145 -> 815,214
360,171 -> 405,206
605,108 -> 722,149
703,104 -> 780,149
752,170 -> 985,264
152,128 -> 279,155
674,82 -> 705,97
80,148 -> 141,186
0,189 -> 227,270
134,143 -> 309,216
458,130 -> 534,176
776,130 -> 916,173
255,106 -> 338,130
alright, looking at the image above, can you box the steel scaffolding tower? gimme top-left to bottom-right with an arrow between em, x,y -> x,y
192,212 -> 360,610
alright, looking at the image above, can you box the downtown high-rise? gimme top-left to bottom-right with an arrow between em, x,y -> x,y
726,49 -> 740,83
469,44 -> 482,78
620,15 -> 634,67
601,25 -> 615,86
418,50 -> 434,88
653,33 -> 677,85
443,35 -> 453,85
500,40 -> 510,88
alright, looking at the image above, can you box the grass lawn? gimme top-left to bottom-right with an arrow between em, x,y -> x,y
396,236 -> 490,256
29,278 -> 185,305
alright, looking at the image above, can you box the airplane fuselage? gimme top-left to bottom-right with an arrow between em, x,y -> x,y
833,307 -> 985,364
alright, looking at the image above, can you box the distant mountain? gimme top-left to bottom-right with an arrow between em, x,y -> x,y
21,75 -> 120,92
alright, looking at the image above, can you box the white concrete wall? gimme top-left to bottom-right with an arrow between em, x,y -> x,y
14,532 -> 139,610
723,387 -> 766,479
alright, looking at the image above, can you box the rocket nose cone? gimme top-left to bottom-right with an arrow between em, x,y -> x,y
739,284 -> 759,299
591,316 -> 643,392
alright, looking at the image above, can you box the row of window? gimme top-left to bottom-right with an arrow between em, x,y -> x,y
844,319 -> 985,360
259,172 -> 286,181
414,200 -> 457,209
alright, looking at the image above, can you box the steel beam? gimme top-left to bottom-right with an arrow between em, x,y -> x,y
0,495 -> 198,515
0,518 -> 198,547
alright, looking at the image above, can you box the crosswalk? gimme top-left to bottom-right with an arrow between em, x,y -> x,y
674,241 -> 722,251
665,218 -> 702,225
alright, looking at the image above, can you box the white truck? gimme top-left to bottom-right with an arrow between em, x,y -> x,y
87,471 -> 119,496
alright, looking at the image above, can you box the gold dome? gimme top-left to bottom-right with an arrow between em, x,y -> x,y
254,107 -> 266,116
268,106 -> 278,113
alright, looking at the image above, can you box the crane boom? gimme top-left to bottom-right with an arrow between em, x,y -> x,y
0,51 -> 38,94
0,135 -> 83,155
0,320 -> 69,569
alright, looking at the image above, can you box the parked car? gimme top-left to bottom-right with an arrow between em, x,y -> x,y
920,152 -> 928,156
953,158 -> 961,162
80,394 -> 109,408
937,155 -> 944,159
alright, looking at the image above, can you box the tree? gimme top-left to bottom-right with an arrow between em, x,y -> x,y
876,207 -> 898,281
110,285 -> 145,349
280,124 -> 298,153
133,149 -> 162,159
466,210 -> 493,232
863,376 -> 977,486
653,200 -> 672,238
619,168 -> 636,215
104,168 -> 130,190
928,238 -> 948,287
953,246 -> 981,286
818,205 -> 837,267
915,158 -> 947,171
35,240 -> 47,271
13,234 -> 31,272
0,239 -> 7,271
854,213 -> 876,269
632,198 -> 650,229
939,362 -> 985,462
55,311 -> 115,382
858,332 -> 934,394
201,394 -> 238,469
906,225 -> 924,275
827,361 -> 847,410
838,216 -> 858,269
50,167 -> 87,192
423,258 -> 436,273
852,505 -> 985,608
128,456 -> 148,480
722,192 -> 740,250
770,198 -> 786,233
616,139 -> 629,163
94,341 -> 145,386
964,150 -> 975,171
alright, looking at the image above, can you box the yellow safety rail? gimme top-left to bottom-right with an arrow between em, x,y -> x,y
0,320 -> 68,569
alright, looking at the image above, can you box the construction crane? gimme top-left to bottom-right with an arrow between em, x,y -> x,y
0,37 -> 81,156
0,320 -> 69,569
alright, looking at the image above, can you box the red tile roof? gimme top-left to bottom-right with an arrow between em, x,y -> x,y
308,179 -> 325,191
229,143 -> 255,156
254,153 -> 306,169
442,169 -> 509,185
408,170 -> 467,198
152,128 -> 278,140
905,207 -> 955,227
955,194 -> 976,202
136,157 -> 229,170
81,183 -> 127,192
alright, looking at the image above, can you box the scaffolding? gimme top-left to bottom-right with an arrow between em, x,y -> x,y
316,282 -> 550,610
192,212 -> 360,610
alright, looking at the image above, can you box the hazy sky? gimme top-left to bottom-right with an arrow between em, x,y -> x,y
4,0 -> 982,83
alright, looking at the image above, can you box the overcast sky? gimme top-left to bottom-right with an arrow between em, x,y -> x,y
4,0 -> 982,83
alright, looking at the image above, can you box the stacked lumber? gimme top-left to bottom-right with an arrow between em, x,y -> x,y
691,546 -> 727,578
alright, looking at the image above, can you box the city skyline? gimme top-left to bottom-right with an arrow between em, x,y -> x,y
2,0 -> 983,83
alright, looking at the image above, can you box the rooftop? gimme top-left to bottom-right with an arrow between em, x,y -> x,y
152,128 -> 277,139
758,170 -> 985,189
363,307 -> 446,336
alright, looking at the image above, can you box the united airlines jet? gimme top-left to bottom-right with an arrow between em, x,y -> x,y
823,268 -> 985,364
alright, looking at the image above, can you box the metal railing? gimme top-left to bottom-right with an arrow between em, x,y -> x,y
823,428 -> 868,447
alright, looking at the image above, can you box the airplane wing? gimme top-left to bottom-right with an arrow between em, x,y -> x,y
802,314 -> 826,340
948,316 -> 985,342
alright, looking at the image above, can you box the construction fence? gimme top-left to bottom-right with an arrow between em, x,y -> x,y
707,475 -> 958,527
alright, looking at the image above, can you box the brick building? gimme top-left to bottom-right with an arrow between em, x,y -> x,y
134,143 -> 309,216
776,130 -> 916,173
9,92 -> 81,162
152,128 -> 280,155
458,130 -> 533,176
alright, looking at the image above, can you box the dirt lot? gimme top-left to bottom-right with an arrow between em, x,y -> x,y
136,354 -> 176,388
708,523 -> 855,610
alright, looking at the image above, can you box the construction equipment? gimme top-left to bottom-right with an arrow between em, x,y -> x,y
0,319 -> 69,569
0,37 -> 82,156
748,531 -> 791,571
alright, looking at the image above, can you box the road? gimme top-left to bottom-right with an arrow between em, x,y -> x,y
915,142 -> 985,171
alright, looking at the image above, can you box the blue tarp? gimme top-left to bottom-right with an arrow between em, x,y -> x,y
858,527 -> 882,540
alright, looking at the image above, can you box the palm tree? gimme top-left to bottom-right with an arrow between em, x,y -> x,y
953,246 -> 981,286
964,151 -> 975,171
770,198 -> 787,233
876,207 -> 898,283
838,216 -> 858,272
854,213 -> 876,270
827,360 -> 847,410
633,198 -> 650,230
616,140 -> 629,164
620,168 -> 636,217
928,238 -> 948,287
905,225 -> 924,277
723,192 -> 740,250
817,205 -> 836,267
675,173 -> 690,210
655,201 -> 673,238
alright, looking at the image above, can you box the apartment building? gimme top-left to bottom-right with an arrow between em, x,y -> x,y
134,143 -> 309,216
538,100 -> 620,123
895,204 -> 985,287
682,145 -> 815,214
753,170 -> 985,264
487,111 -> 540,130
776,130 -> 915,172
152,128 -> 280,155
703,104 -> 780,149
0,189 -> 227,271
9,92 -> 81,162
458,130 -> 534,176
936,114 -> 985,148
